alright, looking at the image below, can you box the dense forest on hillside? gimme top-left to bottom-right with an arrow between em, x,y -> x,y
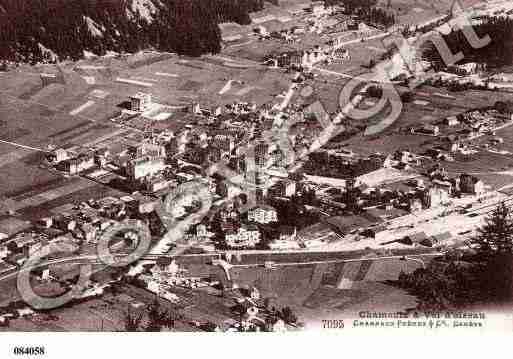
325,0 -> 395,27
0,0 -> 265,64
423,16 -> 513,70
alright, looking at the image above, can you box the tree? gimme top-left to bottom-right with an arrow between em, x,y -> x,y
400,91 -> 414,103
280,306 -> 298,324
145,299 -> 170,332
494,101 -> 513,115
366,85 -> 383,98
124,309 -> 144,332
472,202 -> 513,254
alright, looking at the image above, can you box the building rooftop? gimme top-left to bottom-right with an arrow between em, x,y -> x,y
325,214 -> 383,235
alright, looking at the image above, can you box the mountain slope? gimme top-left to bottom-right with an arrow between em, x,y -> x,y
0,0 -> 265,64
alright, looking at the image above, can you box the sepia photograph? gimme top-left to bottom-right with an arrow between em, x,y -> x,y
0,0 -> 512,356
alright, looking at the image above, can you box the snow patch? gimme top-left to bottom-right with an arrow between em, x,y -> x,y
83,50 -> 98,59
128,0 -> 159,23
84,16 -> 105,37
104,50 -> 119,58
82,76 -> 96,84
37,43 -> 58,62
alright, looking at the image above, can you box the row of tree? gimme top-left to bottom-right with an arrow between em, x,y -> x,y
0,0 -> 266,63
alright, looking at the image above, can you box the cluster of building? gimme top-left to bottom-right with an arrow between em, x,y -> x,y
266,35 -> 350,69
404,106 -> 513,163
0,193 -> 165,276
142,259 -> 218,294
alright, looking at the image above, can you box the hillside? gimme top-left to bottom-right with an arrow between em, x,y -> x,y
0,0 -> 265,64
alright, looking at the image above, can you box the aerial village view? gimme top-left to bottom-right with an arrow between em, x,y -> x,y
0,0 -> 512,333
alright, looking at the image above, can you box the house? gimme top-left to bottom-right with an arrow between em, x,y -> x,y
254,25 -> 269,37
444,116 -> 459,126
225,225 -> 261,248
9,252 -> 28,266
54,215 -> 77,232
278,225 -> 297,241
53,148 -> 69,163
427,165 -> 448,181
129,92 -> 152,112
310,2 -> 327,16
425,184 -> 450,208
80,223 -> 98,243
419,124 -> 440,136
401,232 -> 429,246
94,148 -> 110,167
269,179 -> 296,198
269,239 -> 300,250
194,224 -> 214,240
459,174 -> 485,196
491,137 -> 504,144
9,233 -> 37,253
247,205 -> 278,224
254,142 -> 270,168
213,134 -> 235,153
38,217 -> 53,228
126,156 -> 165,181
62,152 -> 95,175
453,62 -> 482,75
135,142 -> 166,159
0,245 -> 11,260
408,198 -> 423,213
142,176 -> 178,193
431,231 -> 452,246
325,214 -> 382,236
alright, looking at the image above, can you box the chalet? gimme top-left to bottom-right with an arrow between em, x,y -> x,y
408,198 -> 423,213
444,116 -> 459,126
62,152 -> 95,175
418,124 -> 440,136
459,174 -> 485,196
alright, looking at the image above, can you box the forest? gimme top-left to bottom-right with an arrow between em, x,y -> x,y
423,16 -> 513,70
0,0 -> 265,64
325,0 -> 395,28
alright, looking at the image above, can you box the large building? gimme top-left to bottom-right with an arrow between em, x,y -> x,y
135,142 -> 166,158
247,205 -> 278,224
225,225 -> 261,248
269,179 -> 296,198
254,142 -> 270,168
63,153 -> 95,175
129,92 -> 152,112
126,157 -> 166,180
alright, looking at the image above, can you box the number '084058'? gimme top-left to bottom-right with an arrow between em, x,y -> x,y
13,346 -> 45,356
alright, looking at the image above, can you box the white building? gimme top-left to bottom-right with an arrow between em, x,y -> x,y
53,148 -> 69,163
270,179 -> 296,198
126,157 -> 166,180
225,225 -> 261,248
247,205 -> 278,224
